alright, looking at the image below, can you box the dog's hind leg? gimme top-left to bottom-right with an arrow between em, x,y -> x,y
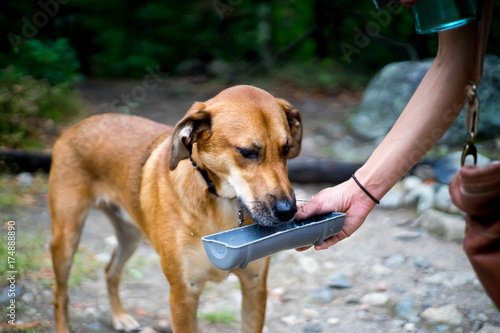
50,183 -> 92,333
101,204 -> 143,331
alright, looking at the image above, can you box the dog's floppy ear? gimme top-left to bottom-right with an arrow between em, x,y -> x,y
277,98 -> 302,159
169,102 -> 211,170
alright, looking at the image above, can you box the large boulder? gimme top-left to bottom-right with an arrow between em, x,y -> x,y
349,55 -> 500,145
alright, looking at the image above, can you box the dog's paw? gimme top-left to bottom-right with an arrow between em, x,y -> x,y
112,313 -> 141,332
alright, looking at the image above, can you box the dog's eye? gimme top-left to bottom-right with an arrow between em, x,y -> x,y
237,147 -> 259,159
283,145 -> 293,158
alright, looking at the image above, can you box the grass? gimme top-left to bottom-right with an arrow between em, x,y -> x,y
68,246 -> 100,288
0,229 -> 48,283
198,308 -> 238,325
0,173 -> 48,210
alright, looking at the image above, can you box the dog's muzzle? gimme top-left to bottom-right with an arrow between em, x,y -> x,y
273,198 -> 297,222
239,195 -> 297,227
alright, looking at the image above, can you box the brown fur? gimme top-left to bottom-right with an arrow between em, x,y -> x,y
49,85 -> 302,332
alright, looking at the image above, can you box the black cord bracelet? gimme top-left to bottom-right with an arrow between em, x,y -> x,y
352,174 -> 380,204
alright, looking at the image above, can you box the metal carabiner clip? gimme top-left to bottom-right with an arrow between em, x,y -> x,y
461,83 -> 479,166
461,140 -> 477,166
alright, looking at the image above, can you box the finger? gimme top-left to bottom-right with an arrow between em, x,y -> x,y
295,201 -> 322,220
295,245 -> 313,252
314,235 -> 339,250
313,228 -> 351,250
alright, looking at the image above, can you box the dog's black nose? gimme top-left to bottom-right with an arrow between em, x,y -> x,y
274,199 -> 297,222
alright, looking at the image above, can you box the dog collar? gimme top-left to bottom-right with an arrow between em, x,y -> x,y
190,157 -> 218,196
190,157 -> 245,227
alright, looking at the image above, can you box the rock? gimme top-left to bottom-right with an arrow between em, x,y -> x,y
327,317 -> 340,326
395,297 -> 420,322
433,151 -> 491,184
301,308 -> 320,319
0,285 -> 22,304
416,209 -> 465,242
393,230 -> 422,241
434,184 -> 462,214
420,304 -> 464,325
345,294 -> 360,304
423,271 -> 476,287
21,292 -> 35,303
380,190 -> 405,209
156,319 -> 170,329
360,292 -> 390,307
349,55 -> 500,145
384,253 -> 406,267
306,287 -> 334,304
349,59 -> 434,141
302,322 -> 323,333
412,164 -> 435,182
436,324 -> 450,332
281,315 -> 298,326
299,256 -> 320,274
402,176 -> 422,191
94,252 -> 112,263
372,264 -> 392,276
139,327 -> 158,333
404,184 -> 435,212
376,281 -> 388,291
87,322 -> 103,330
478,323 -> 500,333
327,272 -> 354,289
17,172 -> 33,187
413,257 -> 431,270
404,322 -> 417,331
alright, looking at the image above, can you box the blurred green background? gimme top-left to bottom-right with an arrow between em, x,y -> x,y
1,0 -> 499,148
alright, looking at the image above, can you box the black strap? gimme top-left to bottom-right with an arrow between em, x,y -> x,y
190,157 -> 218,196
352,174 -> 380,204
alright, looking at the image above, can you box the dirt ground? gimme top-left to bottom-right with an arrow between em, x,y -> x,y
1,77 -> 499,333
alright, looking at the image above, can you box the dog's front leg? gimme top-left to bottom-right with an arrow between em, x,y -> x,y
168,279 -> 205,333
233,258 -> 270,333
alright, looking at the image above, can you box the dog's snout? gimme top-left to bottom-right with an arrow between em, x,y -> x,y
274,199 -> 297,222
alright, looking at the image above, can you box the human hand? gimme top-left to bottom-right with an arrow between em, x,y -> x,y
295,178 -> 377,251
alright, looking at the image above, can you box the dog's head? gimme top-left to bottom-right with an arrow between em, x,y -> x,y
169,85 -> 302,226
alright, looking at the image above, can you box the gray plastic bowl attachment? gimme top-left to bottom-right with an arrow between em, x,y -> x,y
201,212 -> 345,271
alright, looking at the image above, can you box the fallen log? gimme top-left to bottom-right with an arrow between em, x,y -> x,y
0,150 -> 439,185
0,149 -> 52,173
287,157 -> 363,184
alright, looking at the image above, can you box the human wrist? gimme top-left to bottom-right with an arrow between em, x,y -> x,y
347,171 -> 383,209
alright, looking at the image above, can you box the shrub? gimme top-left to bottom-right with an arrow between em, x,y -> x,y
0,66 -> 83,149
14,38 -> 81,86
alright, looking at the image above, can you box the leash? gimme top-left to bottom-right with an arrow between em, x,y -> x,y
461,0 -> 493,166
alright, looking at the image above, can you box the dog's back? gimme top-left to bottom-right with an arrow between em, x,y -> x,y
50,114 -> 170,217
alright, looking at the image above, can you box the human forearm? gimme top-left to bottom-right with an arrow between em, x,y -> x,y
355,23 -> 477,200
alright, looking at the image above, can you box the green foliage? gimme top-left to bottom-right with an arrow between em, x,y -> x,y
0,228 -> 47,284
69,248 -> 99,287
0,66 -> 83,148
1,0 -> 498,79
198,308 -> 238,325
13,39 -> 81,86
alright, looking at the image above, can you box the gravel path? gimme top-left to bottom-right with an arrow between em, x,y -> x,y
2,79 -> 499,333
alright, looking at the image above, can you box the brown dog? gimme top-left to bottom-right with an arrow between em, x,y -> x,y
49,85 -> 302,332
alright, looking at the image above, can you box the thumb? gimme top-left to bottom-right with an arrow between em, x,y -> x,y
295,189 -> 336,220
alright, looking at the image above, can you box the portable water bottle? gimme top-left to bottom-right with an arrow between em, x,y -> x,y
411,0 -> 477,34
372,0 -> 477,34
